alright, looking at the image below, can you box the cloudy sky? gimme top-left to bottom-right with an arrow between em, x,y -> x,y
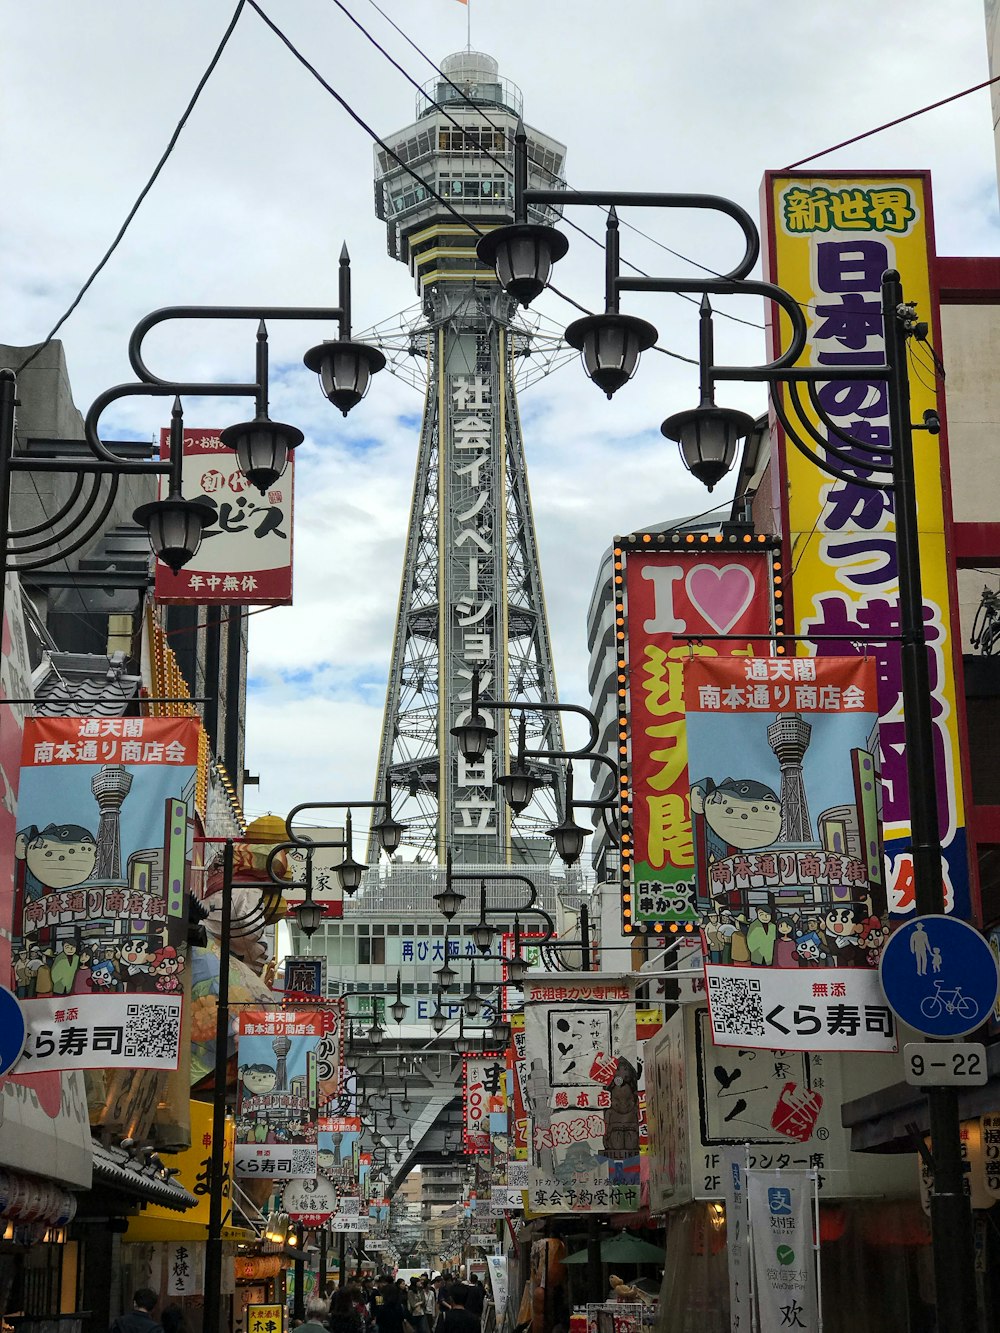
5,1 -> 999,838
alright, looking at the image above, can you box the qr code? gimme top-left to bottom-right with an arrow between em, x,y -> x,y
708,974 -> 764,1035
290,1148 -> 316,1175
123,1002 -> 182,1059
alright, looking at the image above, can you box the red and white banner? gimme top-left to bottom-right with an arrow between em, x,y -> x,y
463,1052 -> 505,1154
154,427 -> 293,605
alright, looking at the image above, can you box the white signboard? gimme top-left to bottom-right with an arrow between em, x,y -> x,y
19,994 -> 182,1072
167,1239 -> 205,1296
154,427 -> 293,605
234,1143 -> 318,1180
747,1170 -> 818,1332
332,1215 -> 369,1233
704,965 -> 896,1052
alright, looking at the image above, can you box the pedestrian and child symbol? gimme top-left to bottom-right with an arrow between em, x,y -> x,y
881,914 -> 1000,1038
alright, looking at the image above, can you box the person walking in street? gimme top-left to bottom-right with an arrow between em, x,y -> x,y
292,1299 -> 330,1333
406,1277 -> 430,1333
111,1290 -> 162,1333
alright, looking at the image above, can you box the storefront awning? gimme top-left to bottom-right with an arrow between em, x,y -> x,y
842,1041 -> 1000,1152
91,1142 -> 197,1212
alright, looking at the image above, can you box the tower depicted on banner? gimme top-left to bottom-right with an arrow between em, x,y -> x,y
91,764 -> 133,879
767,713 -> 813,843
370,51 -> 568,864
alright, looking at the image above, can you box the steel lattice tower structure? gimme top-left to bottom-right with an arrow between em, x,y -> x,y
767,712 -> 814,844
369,51 -> 568,866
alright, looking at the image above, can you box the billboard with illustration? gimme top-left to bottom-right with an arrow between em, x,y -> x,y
685,656 -> 895,1051
619,536 -> 778,933
12,717 -> 197,1072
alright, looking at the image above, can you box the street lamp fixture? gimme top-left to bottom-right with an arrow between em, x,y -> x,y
434,957 -> 458,988
433,864 -> 467,920
292,891 -> 323,938
303,245 -> 386,415
491,1019 -> 512,1045
450,663 -> 496,761
336,810 -> 368,896
497,712 -> 542,814
474,123 -> 569,307
463,963 -> 483,1020
546,762 -> 589,867
471,884 -> 495,954
390,970 -> 408,1024
430,991 -> 447,1035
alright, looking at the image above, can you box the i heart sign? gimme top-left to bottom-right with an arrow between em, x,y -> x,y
686,564 -> 756,635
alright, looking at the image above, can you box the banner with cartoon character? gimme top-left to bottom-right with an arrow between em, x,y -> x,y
685,656 -> 897,1051
235,1006 -> 324,1179
11,717 -> 197,1071
522,977 -> 639,1214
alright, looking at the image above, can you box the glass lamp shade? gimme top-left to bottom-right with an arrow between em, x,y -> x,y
497,770 -> 539,814
390,998 -> 408,1023
476,223 -> 570,307
435,960 -> 458,987
661,404 -> 755,491
454,1033 -> 475,1055
293,897 -> 323,937
450,714 -> 497,762
492,1020 -> 512,1045
367,1022 -> 385,1047
462,991 -> 483,1019
219,418 -> 303,493
564,312 -> 658,399
472,920 -> 494,953
133,494 -> 216,573
547,813 -> 589,867
337,854 -> 367,895
433,887 -> 466,920
431,1008 -> 447,1034
505,954 -> 530,983
372,813 -> 405,856
303,340 -> 387,416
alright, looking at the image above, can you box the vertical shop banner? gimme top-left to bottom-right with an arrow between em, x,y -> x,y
763,172 -> 970,919
13,717 -> 197,1072
620,539 -> 778,932
167,1240 -> 206,1297
235,1006 -> 323,1179
686,656 -> 896,1052
523,977 -> 639,1213
154,427 -> 293,605
463,1053 -> 506,1154
721,1152 -> 752,1333
747,1169 -> 819,1332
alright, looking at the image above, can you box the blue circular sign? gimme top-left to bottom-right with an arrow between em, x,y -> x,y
0,985 -> 27,1076
879,915 -> 1000,1038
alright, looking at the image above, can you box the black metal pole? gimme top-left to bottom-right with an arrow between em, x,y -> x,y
339,1232 -> 347,1287
0,369 -> 16,637
882,269 -> 977,1331
319,1227 -> 328,1299
204,839 -> 234,1333
579,904 -> 591,972
293,1241 -> 305,1323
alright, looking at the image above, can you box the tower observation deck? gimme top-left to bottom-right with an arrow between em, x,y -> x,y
370,51 -> 569,866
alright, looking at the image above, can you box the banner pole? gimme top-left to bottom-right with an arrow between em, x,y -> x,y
745,1153 -> 758,1333
812,1169 -> 822,1333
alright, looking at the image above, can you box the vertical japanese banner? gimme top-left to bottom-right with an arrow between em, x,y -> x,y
167,1240 -> 206,1297
686,656 -> 895,1052
620,538 -> 777,933
763,172 -> 970,919
463,1053 -> 505,1154
721,1152 -> 752,1332
154,427 -> 294,605
235,1006 -> 322,1179
523,977 -> 638,1214
13,717 -> 197,1072
747,1169 -> 819,1332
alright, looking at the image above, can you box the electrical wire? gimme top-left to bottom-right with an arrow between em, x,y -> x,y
16,0 -> 248,374
907,342 -> 937,395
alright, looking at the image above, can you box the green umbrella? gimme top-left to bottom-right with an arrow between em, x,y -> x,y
563,1231 -> 665,1265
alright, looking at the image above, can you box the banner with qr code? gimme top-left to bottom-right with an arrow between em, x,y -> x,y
11,717 -> 197,1072
523,977 -> 640,1213
704,965 -> 896,1051
236,1007 -> 326,1179
18,993 -> 183,1070
686,656 -> 890,978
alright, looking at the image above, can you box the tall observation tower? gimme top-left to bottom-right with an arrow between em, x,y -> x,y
370,52 -> 568,866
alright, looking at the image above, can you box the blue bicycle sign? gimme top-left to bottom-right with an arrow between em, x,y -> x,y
880,916 -> 999,1039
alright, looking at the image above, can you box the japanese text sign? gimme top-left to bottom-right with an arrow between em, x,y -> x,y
463,1053 -> 506,1153
763,172 -> 970,919
621,540 -> 776,931
13,717 -> 197,1072
154,427 -> 293,605
236,1006 -> 326,1179
747,1169 -> 819,1331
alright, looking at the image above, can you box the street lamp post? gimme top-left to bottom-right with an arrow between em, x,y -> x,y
478,138 -> 976,1331
0,251 -> 384,632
